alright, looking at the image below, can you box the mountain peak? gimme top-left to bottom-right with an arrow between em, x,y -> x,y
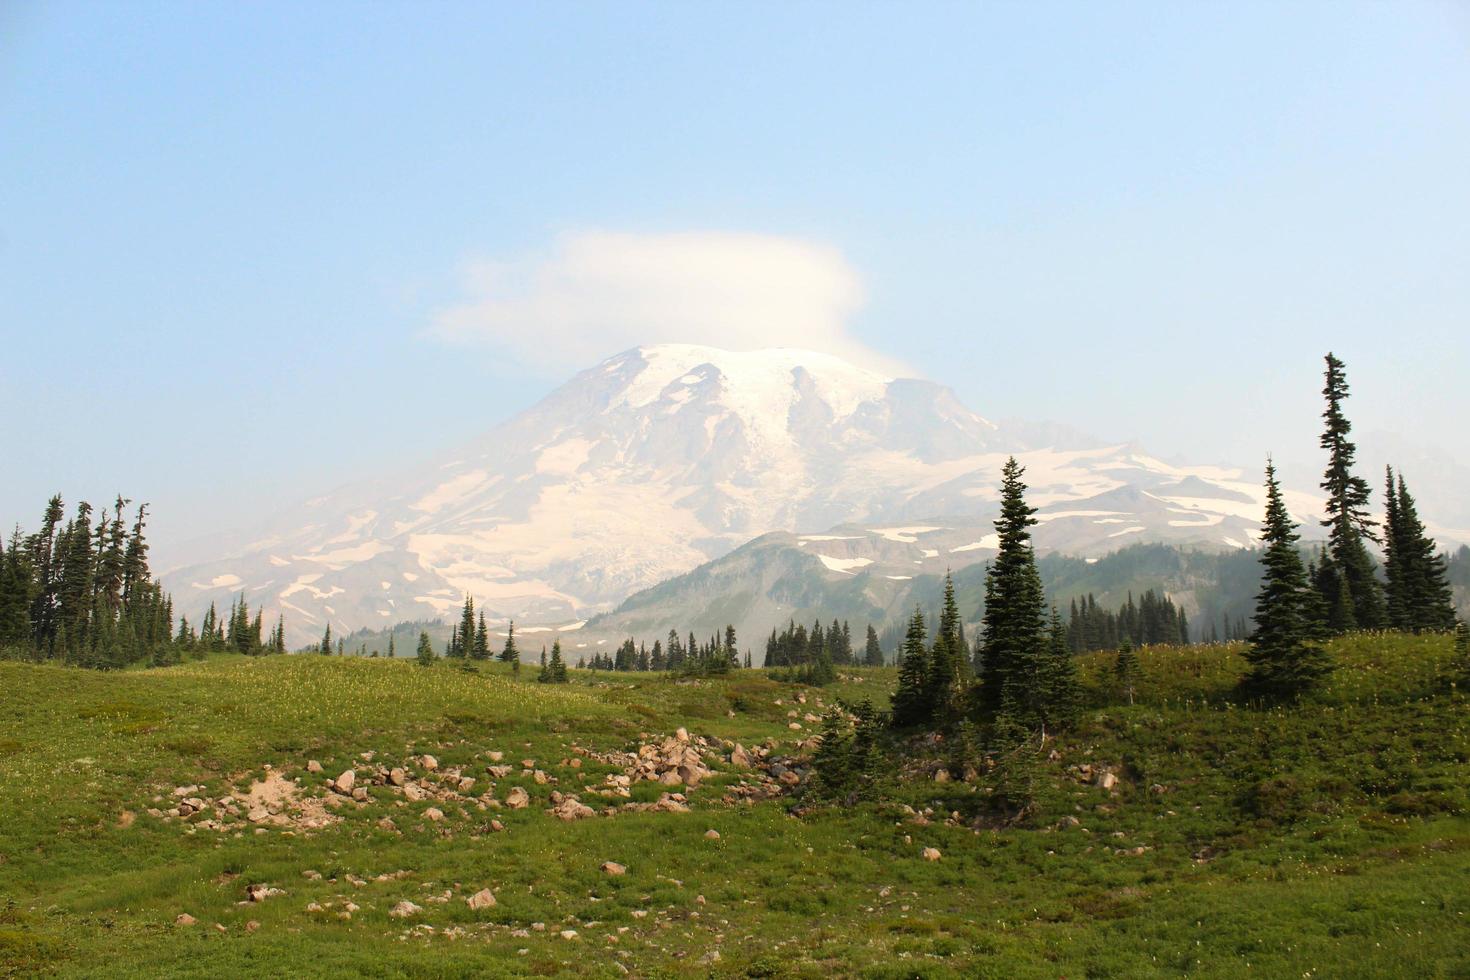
162,344 -> 1289,644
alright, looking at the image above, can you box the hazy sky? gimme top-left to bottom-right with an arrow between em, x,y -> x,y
3,2 -> 1468,555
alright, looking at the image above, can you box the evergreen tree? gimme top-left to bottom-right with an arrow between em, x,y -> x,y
1451,620 -> 1470,688
890,608 -> 931,727
386,631 -> 395,659
864,623 -> 883,667
499,621 -> 520,672
1243,459 -> 1334,701
27,495 -> 65,652
988,712 -> 1039,818
1388,472 -> 1456,632
923,572 -> 963,719
452,595 -> 474,659
812,706 -> 855,801
547,639 -> 569,683
473,611 -> 490,660
1318,353 -> 1385,630
1041,606 -> 1080,726
978,458 -> 1049,724
1114,638 -> 1139,706
1384,467 -> 1407,629
320,622 -> 332,656
0,529 -> 34,646
415,630 -> 436,667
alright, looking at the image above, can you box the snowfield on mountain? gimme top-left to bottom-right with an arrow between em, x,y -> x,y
165,344 -> 1331,643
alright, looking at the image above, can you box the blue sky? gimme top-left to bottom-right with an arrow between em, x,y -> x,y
3,2 -> 1468,554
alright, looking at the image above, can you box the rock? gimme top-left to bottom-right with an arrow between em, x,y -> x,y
423,807 -> 445,822
420,755 -> 439,771
245,883 -> 283,902
402,782 -> 425,801
704,829 -> 721,840
1096,771 -> 1118,791
788,722 -> 802,731
649,793 -> 690,813
351,787 -> 370,802
1149,783 -> 1168,795
1057,815 -> 1081,829
174,913 -> 197,926
532,770 -> 550,785
466,888 -> 497,910
933,768 -> 951,784
921,847 -> 942,862
630,909 -> 648,919
506,787 -> 530,809
675,727 -> 689,743
486,751 -> 504,762
601,861 -> 627,876
560,929 -> 578,940
389,900 -> 422,918
306,760 -> 323,774
333,770 -> 356,795
245,920 -> 260,933
550,796 -> 596,821
306,902 -> 324,913
487,765 -> 511,779
377,817 -> 398,832
458,777 -> 476,793
489,819 -> 505,832
388,767 -> 407,786
521,759 -> 536,770
247,806 -> 271,824
729,743 -> 753,768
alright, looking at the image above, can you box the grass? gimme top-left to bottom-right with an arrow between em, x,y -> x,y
1,636 -> 1467,977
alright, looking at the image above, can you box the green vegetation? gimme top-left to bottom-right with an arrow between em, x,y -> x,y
2,631 -> 1467,977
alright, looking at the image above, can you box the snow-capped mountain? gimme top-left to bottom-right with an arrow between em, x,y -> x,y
162,344 -> 1326,643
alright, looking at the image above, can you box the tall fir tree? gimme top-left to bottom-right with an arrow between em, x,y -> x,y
978,458 -> 1049,725
0,529 -> 34,646
923,572 -> 963,721
1385,471 -> 1456,633
499,621 -> 520,673
473,611 -> 490,660
864,623 -> 884,667
889,608 -> 931,727
1383,467 -> 1407,629
1318,353 -> 1385,630
1243,459 -> 1334,701
1041,606 -> 1080,727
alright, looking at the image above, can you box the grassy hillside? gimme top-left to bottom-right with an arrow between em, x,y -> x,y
2,634 -> 1468,978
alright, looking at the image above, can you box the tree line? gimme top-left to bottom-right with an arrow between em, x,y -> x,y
1064,589 -> 1189,652
0,495 -> 287,668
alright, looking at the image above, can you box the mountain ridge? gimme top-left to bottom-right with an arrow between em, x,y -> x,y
162,344 -> 1364,643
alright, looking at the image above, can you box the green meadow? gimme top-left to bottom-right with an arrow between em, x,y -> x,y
2,635 -> 1468,978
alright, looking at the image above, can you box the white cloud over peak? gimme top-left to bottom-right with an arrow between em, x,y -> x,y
428,230 -> 906,375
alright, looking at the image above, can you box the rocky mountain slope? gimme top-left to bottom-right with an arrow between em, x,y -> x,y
163,344 -> 1331,643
